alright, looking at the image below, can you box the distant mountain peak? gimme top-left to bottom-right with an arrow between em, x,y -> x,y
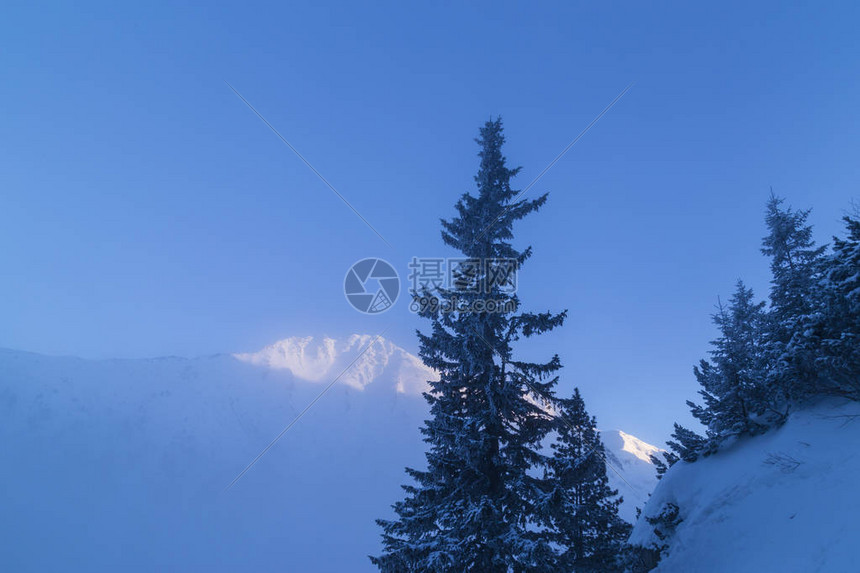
601,429 -> 663,463
600,429 -> 662,522
233,334 -> 437,394
615,429 -> 663,463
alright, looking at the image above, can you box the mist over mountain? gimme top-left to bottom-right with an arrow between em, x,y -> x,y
0,336 -> 658,571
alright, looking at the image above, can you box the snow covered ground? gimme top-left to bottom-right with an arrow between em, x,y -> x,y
630,399 -> 860,573
0,335 -> 658,571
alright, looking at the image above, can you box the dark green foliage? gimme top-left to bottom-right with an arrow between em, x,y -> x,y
666,423 -> 708,463
760,193 -> 827,401
687,281 -> 771,447
539,388 -> 630,572
646,198 -> 860,570
649,451 -> 677,481
648,454 -> 667,480
794,215 -> 860,398
644,503 -> 682,548
373,119 -> 567,572
673,195 -> 857,465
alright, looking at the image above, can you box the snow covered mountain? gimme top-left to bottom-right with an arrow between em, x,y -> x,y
0,335 -> 658,571
233,334 -> 436,394
630,399 -> 860,572
601,429 -> 662,522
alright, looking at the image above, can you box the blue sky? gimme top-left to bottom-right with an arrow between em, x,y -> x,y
2,1 -> 859,444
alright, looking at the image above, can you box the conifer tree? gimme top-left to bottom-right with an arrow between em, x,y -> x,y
800,215 -> 860,398
541,388 -> 630,572
760,194 -> 827,401
687,280 -> 769,445
373,119 -> 566,572
665,423 -> 708,463
649,451 -> 678,480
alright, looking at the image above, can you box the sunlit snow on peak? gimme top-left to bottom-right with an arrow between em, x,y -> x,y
617,429 -> 662,463
599,429 -> 663,522
233,334 -> 437,394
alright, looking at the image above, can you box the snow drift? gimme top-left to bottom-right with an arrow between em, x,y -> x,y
630,399 -> 860,573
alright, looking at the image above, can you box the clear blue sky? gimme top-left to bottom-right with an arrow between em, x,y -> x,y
2,1 -> 859,444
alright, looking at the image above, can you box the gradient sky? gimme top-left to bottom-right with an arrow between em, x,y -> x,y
2,1 -> 859,445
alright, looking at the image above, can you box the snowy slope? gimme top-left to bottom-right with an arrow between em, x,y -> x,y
0,336 -> 432,572
629,399 -> 860,573
601,430 -> 661,522
0,336 -> 659,571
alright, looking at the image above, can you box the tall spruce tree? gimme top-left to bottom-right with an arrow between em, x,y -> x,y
687,280 -> 769,445
760,194 -> 827,402
541,388 -> 630,572
373,119 -> 566,572
799,215 -> 860,398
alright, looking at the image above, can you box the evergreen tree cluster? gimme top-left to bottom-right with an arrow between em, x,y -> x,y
373,120 -> 628,572
638,196 -> 860,573
673,195 -> 860,461
373,120 -> 860,571
540,389 -> 631,572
